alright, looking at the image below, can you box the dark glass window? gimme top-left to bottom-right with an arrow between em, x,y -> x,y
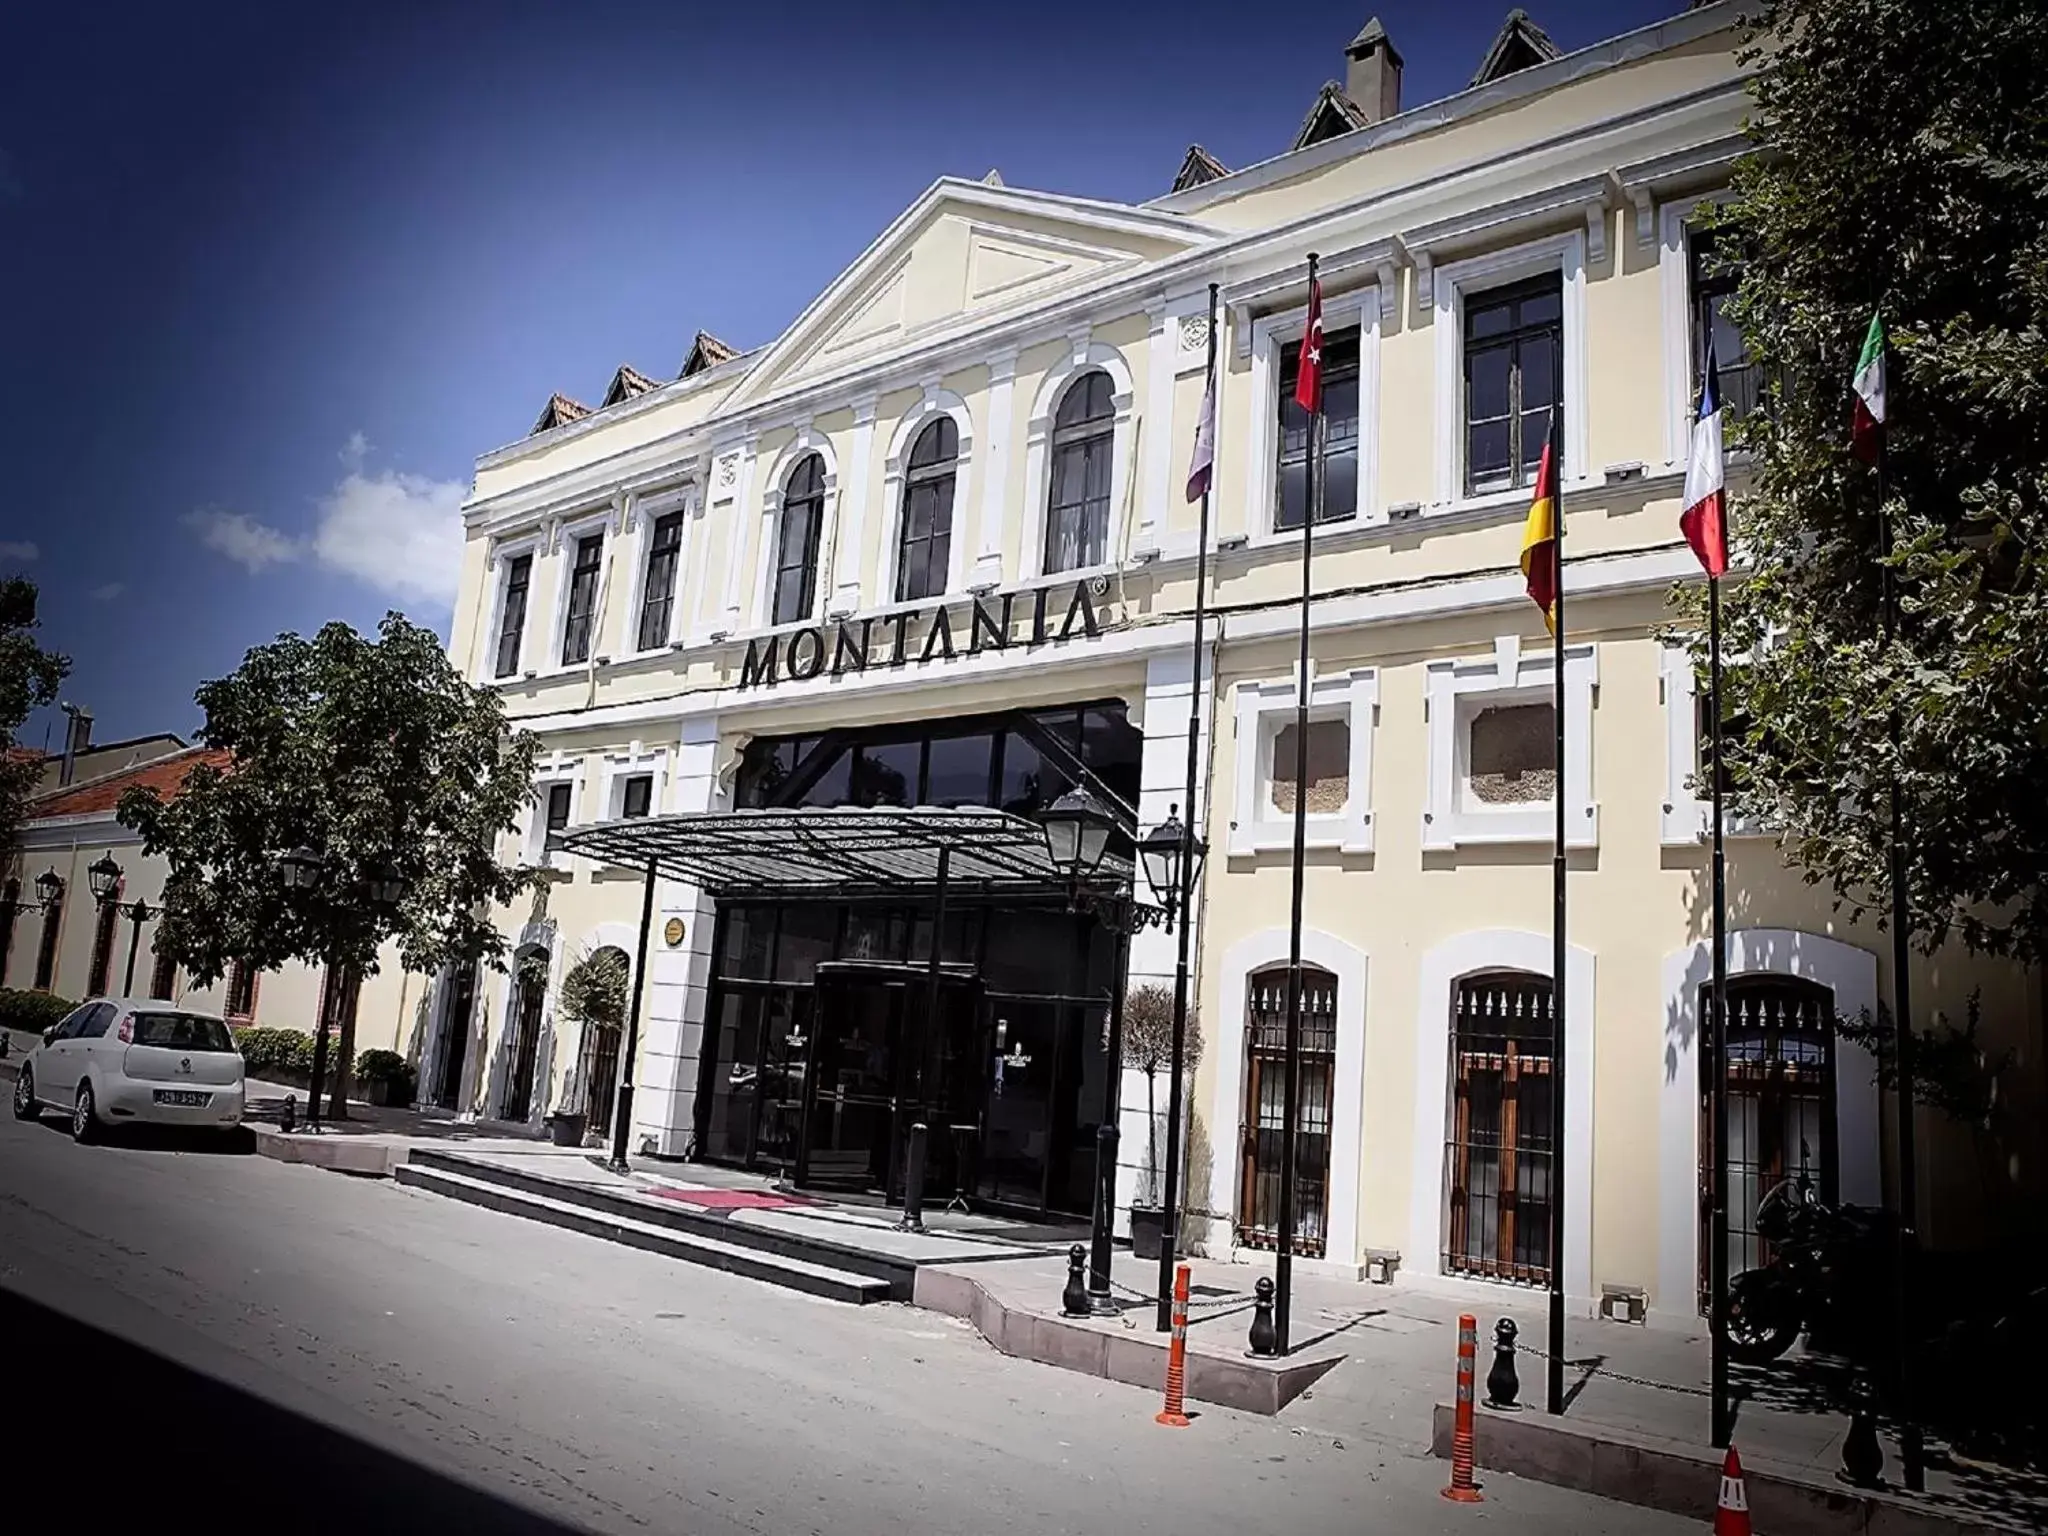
621,774 -> 653,819
32,894 -> 62,991
561,533 -> 604,665
850,740 -> 920,808
87,894 -> 119,996
545,782 -> 573,832
637,513 -> 684,652
1464,276 -> 1562,497
924,732 -> 994,808
1277,328 -> 1361,531
896,418 -> 957,602
1045,371 -> 1114,572
774,454 -> 827,625
224,960 -> 257,1020
1689,230 -> 1761,421
494,554 -> 532,678
148,948 -> 176,1001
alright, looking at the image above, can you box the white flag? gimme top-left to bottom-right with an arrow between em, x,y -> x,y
1185,364 -> 1215,503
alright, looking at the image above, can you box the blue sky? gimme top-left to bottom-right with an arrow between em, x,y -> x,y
1,0 -> 1675,749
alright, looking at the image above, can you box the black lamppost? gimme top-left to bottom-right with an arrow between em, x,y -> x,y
1040,786 -> 1183,1314
33,868 -> 64,910
1136,803 -> 1206,1329
276,845 -> 328,1129
0,871 -> 66,1017
80,852 -> 161,996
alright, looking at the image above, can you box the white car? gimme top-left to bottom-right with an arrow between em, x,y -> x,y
12,998 -> 246,1141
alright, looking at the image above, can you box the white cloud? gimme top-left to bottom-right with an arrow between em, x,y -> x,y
0,541 -> 37,564
185,441 -> 466,612
91,582 -> 124,602
184,508 -> 300,574
311,467 -> 465,609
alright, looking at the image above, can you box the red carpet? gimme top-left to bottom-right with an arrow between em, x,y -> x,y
645,1186 -> 814,1211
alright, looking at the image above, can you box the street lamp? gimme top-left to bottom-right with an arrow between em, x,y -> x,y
1039,784 -> 1117,881
365,860 -> 406,909
33,868 -> 63,908
87,852 -> 122,905
1137,805 -> 1206,935
278,845 -> 325,892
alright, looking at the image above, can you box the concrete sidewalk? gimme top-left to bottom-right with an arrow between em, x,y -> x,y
918,1246 -> 2043,1536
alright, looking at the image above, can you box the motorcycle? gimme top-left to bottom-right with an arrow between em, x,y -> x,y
1717,1176 -> 1895,1364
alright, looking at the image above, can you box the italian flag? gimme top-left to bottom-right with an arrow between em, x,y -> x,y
1851,313 -> 1886,463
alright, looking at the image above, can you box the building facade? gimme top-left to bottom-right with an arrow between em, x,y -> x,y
427,5 -> 2040,1325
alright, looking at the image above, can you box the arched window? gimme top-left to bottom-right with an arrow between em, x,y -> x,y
1044,370 -> 1114,573
1444,970 -> 1555,1285
1699,975 -> 1835,1308
896,417 -> 957,603
1236,963 -> 1337,1256
772,453 -> 827,625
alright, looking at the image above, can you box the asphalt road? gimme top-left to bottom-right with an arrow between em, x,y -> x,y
0,1108 -> 1699,1536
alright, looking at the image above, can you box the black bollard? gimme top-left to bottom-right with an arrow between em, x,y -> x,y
279,1094 -> 296,1135
897,1122 -> 928,1234
1062,1244 -> 1091,1318
1840,1385 -> 1885,1488
1486,1317 -> 1522,1410
1247,1276 -> 1279,1358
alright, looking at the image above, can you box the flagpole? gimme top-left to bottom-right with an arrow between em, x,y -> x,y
1708,568 -> 1732,1449
1153,280 -> 1219,1332
1274,251 -> 1321,1357
1546,411 -> 1568,1417
1877,422 -> 1925,1492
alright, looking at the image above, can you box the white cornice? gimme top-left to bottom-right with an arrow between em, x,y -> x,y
462,72 -> 1753,532
476,351 -> 759,473
1148,2 -> 1744,214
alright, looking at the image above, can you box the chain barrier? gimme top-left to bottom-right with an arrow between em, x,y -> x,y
1496,1334 -> 1716,1399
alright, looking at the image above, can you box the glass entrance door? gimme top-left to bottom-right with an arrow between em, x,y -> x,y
803,971 -> 905,1190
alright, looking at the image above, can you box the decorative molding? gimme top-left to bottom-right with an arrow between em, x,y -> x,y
1421,635 -> 1598,850
973,354 -> 1018,588
1229,667 -> 1378,856
829,397 -> 881,616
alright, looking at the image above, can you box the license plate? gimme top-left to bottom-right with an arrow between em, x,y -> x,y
152,1090 -> 209,1107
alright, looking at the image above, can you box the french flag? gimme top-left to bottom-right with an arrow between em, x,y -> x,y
1682,349 -> 1728,578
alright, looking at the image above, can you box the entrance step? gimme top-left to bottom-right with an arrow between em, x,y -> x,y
401,1148 -> 925,1297
393,1162 -> 893,1305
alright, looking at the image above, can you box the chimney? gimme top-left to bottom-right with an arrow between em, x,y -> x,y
1345,17 -> 1404,124
58,703 -> 92,787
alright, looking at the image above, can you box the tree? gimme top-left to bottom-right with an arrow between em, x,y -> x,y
0,577 -> 70,858
1693,0 -> 2048,960
1121,982 -> 1203,1209
119,612 -> 539,1111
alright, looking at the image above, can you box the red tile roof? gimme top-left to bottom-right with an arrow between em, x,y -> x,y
30,747 -> 233,819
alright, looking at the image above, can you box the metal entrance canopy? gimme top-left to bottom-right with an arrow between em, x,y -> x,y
550,805 -> 1135,900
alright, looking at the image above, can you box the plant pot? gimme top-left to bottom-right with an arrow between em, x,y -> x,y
365,1079 -> 400,1108
546,1111 -> 586,1147
1129,1205 -> 1167,1261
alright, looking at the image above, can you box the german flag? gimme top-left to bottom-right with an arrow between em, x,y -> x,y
1519,423 -> 1561,634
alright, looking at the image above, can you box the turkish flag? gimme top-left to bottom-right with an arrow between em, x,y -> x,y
1295,275 -> 1324,415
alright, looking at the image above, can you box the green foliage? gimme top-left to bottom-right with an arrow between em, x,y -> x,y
232,1026 -> 314,1081
0,577 -> 71,857
1121,982 -> 1203,1077
1836,992 -> 2015,1129
0,987 -> 76,1036
354,1048 -> 417,1103
1692,0 -> 2048,959
117,613 -> 540,986
558,945 -> 628,1028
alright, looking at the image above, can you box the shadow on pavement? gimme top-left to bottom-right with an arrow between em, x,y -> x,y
1,1288 -> 598,1535
23,1112 -> 256,1155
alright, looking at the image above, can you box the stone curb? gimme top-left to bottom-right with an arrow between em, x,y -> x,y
913,1265 -> 1342,1416
1430,1401 -> 2023,1536
248,1125 -> 408,1178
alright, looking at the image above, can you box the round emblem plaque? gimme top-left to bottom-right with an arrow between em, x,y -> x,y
663,917 -> 686,948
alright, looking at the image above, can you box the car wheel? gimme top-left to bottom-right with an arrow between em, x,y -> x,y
11,1066 -> 37,1121
71,1082 -> 100,1144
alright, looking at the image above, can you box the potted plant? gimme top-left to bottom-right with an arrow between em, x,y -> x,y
354,1048 -> 417,1109
549,945 -> 629,1146
1121,983 -> 1204,1261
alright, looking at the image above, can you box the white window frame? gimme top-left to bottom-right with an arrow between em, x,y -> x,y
877,386 -> 975,606
480,531 -> 543,684
1658,192 -> 1730,473
1659,640 -> 1769,846
1431,231 -> 1589,514
1229,667 -> 1377,856
1422,635 -> 1597,850
527,756 -> 585,866
752,426 -> 841,630
1242,286 -> 1380,545
548,508 -> 615,671
598,742 -> 670,822
621,486 -> 696,657
1020,337 -> 1136,581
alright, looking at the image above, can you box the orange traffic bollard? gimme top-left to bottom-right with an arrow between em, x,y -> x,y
1441,1312 -> 1484,1502
1156,1262 -> 1192,1427
1714,1446 -> 1752,1536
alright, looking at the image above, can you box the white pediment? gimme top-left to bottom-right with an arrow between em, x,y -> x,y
725,178 -> 1217,410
